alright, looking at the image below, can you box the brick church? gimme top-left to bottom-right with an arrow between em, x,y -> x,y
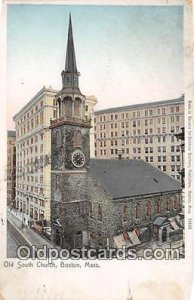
50,15 -> 183,249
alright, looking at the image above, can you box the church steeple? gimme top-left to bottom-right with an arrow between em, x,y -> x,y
60,14 -> 81,93
65,14 -> 78,73
54,14 -> 88,121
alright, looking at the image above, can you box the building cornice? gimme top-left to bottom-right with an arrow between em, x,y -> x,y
13,86 -> 58,121
94,96 -> 184,115
112,189 -> 182,201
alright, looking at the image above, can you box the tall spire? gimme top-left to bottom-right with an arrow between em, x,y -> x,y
65,13 -> 78,73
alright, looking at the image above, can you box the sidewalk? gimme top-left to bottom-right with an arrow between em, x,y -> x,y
7,209 -> 53,249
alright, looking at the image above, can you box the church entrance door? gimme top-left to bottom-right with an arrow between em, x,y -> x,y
162,227 -> 167,243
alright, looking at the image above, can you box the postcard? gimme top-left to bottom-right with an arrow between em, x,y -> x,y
0,0 -> 193,299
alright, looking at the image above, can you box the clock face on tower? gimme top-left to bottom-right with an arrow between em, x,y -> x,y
71,149 -> 85,168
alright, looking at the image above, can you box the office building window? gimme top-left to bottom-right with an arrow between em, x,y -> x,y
176,116 -> 179,122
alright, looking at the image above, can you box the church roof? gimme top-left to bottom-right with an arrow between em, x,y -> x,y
65,14 -> 78,73
90,159 -> 181,199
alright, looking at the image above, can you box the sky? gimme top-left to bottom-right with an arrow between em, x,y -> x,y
7,4 -> 183,129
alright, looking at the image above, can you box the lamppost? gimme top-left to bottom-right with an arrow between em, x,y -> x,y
175,127 -> 185,188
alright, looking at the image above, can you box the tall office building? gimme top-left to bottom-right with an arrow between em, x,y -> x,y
94,96 -> 184,180
13,86 -> 57,222
7,131 -> 16,207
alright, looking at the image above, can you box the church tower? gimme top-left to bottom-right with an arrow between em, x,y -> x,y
50,14 -> 91,248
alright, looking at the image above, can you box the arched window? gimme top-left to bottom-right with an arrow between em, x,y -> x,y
55,175 -> 61,190
98,233 -> 102,246
123,205 -> 128,222
166,195 -> 171,211
74,98 -> 82,118
64,97 -> 72,117
98,204 -> 102,221
89,202 -> 93,218
74,130 -> 82,148
56,130 -> 61,146
135,203 -> 141,219
156,199 -> 161,213
146,201 -> 152,217
57,98 -> 61,117
174,194 -> 180,210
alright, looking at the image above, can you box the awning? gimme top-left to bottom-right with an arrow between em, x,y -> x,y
153,217 -> 167,226
171,220 -> 180,231
128,230 -> 141,246
114,234 -> 133,248
114,234 -> 126,248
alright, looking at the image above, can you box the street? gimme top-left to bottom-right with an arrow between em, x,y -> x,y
7,231 -> 18,258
